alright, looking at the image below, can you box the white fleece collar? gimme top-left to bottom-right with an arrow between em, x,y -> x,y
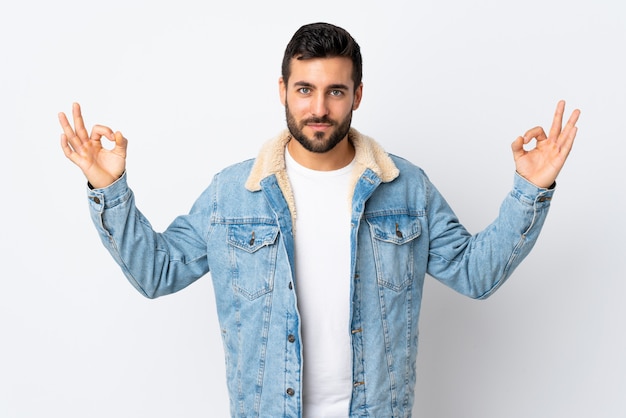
245,128 -> 399,191
244,128 -> 400,225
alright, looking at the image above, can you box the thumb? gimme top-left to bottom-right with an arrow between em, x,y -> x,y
511,135 -> 526,160
113,131 -> 128,154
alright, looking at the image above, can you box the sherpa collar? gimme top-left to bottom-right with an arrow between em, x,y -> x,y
244,128 -> 400,225
244,128 -> 399,192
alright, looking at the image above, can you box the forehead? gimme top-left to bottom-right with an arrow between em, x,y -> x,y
287,56 -> 354,87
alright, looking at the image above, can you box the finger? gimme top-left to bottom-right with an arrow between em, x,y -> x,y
563,108 -> 581,133
58,111 -> 75,137
90,124 -> 116,142
60,133 -> 71,156
59,110 -> 86,151
60,133 -> 80,164
113,131 -> 128,155
523,126 -> 547,143
72,102 -> 89,140
511,135 -> 526,159
556,108 -> 581,148
557,125 -> 579,160
548,100 -> 566,140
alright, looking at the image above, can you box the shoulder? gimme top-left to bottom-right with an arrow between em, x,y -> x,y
387,153 -> 429,182
193,159 -> 256,206
215,158 -> 256,181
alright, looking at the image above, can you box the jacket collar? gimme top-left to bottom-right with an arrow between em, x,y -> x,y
245,128 -> 399,192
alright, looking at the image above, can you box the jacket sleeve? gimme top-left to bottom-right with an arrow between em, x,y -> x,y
425,172 -> 555,299
87,172 -> 212,299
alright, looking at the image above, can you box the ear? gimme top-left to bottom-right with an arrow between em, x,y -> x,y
352,83 -> 363,110
279,76 -> 287,106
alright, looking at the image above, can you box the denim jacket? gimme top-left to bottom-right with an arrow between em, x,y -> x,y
87,128 -> 555,417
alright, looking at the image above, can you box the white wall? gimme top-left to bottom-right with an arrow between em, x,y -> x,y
1,0 -> 624,417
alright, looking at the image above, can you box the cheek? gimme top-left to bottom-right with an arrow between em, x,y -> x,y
286,97 -> 309,116
333,102 -> 354,119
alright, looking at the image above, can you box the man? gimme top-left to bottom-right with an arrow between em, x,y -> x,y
59,22 -> 580,418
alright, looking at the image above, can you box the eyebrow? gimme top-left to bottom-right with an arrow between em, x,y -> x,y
293,81 -> 350,90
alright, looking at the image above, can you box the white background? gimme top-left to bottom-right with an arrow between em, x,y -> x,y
1,0 -> 624,417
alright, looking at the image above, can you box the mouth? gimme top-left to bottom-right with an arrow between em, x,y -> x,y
303,117 -> 334,132
306,123 -> 332,132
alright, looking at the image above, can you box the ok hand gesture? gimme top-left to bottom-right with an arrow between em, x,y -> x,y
512,100 -> 580,189
59,103 -> 127,189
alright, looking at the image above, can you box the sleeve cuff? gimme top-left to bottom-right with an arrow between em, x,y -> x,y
86,171 -> 129,211
512,172 -> 555,207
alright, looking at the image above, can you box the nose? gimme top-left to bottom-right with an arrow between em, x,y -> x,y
310,91 -> 329,117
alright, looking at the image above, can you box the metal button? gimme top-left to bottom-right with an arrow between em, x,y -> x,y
92,197 -> 101,204
395,222 -> 403,238
286,388 -> 295,396
288,282 -> 293,290
249,231 -> 255,246
288,334 -> 295,343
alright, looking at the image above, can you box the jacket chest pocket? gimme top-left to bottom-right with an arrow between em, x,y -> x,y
367,214 -> 422,291
227,223 -> 280,300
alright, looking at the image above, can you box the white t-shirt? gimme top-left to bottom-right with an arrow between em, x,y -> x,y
285,148 -> 355,418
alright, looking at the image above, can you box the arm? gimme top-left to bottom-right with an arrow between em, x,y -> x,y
427,100 -> 580,298
59,103 -> 210,298
87,174 -> 212,298
426,173 -> 554,299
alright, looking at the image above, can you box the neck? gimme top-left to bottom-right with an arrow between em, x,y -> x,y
287,136 -> 355,171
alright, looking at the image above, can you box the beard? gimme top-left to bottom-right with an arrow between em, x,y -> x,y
285,103 -> 353,154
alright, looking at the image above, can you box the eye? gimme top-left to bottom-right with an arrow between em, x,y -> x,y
329,89 -> 344,97
297,87 -> 311,95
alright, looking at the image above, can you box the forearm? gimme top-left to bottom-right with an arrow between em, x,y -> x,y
427,173 -> 555,299
87,172 -> 210,298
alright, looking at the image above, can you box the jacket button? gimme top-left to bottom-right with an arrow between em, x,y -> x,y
92,197 -> 101,204
286,388 -> 295,396
288,282 -> 293,290
288,334 -> 295,343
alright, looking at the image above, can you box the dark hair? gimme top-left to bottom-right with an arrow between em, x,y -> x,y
281,22 -> 362,90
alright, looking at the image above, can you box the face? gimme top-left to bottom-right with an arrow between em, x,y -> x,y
280,57 -> 362,154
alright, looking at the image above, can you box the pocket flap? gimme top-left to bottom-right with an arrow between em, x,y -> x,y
227,224 -> 279,253
368,215 -> 421,245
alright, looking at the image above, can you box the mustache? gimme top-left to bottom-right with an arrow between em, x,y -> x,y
302,116 -> 335,125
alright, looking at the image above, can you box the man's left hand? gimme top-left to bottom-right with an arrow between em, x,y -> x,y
512,100 -> 581,188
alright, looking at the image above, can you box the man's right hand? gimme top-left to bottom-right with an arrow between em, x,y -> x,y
59,102 -> 127,189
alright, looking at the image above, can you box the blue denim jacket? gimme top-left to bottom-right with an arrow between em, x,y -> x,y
87,129 -> 554,417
